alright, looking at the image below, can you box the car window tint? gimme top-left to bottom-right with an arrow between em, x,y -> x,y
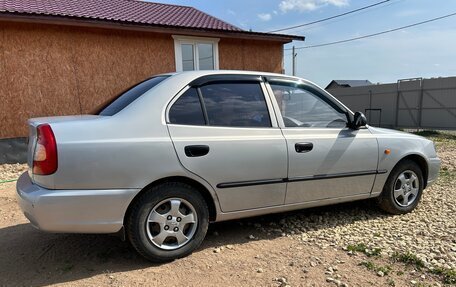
169,88 -> 206,125
98,76 -> 169,116
200,83 -> 271,128
271,84 -> 347,128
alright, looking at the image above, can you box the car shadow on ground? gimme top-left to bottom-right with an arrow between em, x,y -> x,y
0,198 -> 391,286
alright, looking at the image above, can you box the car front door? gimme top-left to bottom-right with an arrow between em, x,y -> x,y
166,75 -> 288,212
266,79 -> 379,204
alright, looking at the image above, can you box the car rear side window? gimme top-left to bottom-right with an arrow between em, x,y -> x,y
199,83 -> 271,127
169,88 -> 206,125
98,76 -> 169,116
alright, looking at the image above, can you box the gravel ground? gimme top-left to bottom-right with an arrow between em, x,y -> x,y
0,131 -> 455,286
255,132 -> 456,270
262,171 -> 456,270
0,163 -> 27,181
225,131 -> 456,284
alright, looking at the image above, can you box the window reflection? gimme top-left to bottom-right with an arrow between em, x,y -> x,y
200,83 -> 271,127
272,84 -> 347,128
182,44 -> 195,71
198,43 -> 214,70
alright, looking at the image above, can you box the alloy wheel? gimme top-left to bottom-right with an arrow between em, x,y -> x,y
393,170 -> 420,207
146,198 -> 198,250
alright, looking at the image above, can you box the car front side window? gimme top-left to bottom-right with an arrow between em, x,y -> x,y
270,83 -> 347,128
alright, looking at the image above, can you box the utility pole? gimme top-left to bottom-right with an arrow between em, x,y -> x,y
292,46 -> 297,76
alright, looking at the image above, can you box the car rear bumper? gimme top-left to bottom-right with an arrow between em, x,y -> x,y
16,172 -> 139,234
427,157 -> 441,187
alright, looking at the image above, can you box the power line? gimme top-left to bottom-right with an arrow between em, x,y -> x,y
269,0 -> 391,33
285,12 -> 456,50
295,0 -> 403,32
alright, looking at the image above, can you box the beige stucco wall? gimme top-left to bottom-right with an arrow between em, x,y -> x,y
0,21 -> 284,138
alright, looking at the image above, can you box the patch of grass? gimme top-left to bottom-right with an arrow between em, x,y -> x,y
347,243 -> 367,252
387,278 -> 396,286
437,168 -> 456,185
376,265 -> 392,275
412,130 -> 456,141
359,260 -> 392,275
396,271 -> 404,276
360,260 -> 375,270
391,252 -> 456,285
430,267 -> 456,284
391,252 -> 425,270
413,130 -> 440,137
440,168 -> 456,179
370,248 -> 382,257
347,243 -> 382,257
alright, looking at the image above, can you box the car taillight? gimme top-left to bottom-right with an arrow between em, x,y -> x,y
33,124 -> 58,175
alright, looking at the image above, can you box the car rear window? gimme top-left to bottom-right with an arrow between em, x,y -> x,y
98,76 -> 169,116
169,88 -> 206,125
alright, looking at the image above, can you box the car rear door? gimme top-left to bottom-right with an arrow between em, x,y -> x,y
166,75 -> 288,212
265,78 -> 379,204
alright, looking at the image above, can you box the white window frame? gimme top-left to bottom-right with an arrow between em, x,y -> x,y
173,35 -> 220,72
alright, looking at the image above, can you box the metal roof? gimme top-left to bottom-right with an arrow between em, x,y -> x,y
0,0 -> 304,42
326,80 -> 373,89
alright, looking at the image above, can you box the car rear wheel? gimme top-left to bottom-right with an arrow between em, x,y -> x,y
127,182 -> 209,262
377,160 -> 424,214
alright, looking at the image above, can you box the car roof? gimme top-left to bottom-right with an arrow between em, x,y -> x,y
159,70 -> 318,88
161,70 -> 298,80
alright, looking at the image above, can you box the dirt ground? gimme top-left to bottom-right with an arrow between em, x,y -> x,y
0,186 -> 443,287
0,132 -> 454,287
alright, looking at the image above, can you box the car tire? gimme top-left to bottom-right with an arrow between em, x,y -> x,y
127,182 -> 209,262
377,160 -> 424,214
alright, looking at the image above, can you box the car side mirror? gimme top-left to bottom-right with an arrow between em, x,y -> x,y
352,111 -> 367,129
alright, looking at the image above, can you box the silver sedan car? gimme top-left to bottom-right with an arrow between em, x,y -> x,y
17,70 -> 440,262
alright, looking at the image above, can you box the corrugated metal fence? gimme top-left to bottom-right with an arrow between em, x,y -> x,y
327,77 -> 456,130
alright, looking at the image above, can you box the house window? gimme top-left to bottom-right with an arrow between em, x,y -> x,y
173,36 -> 219,72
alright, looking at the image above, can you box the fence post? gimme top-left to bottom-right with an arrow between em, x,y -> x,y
395,82 -> 400,128
418,78 -> 424,129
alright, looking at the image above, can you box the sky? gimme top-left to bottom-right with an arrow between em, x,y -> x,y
154,0 -> 456,87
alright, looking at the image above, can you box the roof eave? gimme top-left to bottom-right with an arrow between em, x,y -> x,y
0,12 -> 304,43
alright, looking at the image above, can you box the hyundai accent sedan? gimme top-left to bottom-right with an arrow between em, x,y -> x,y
17,70 -> 440,262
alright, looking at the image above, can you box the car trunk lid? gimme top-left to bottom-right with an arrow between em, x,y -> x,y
27,115 -> 102,182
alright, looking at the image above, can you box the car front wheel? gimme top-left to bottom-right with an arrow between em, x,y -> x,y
127,182 -> 209,262
377,159 -> 424,214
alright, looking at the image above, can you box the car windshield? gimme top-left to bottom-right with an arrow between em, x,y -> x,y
97,75 -> 170,116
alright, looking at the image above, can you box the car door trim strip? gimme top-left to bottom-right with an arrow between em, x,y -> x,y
216,178 -> 284,189
216,170 -> 387,189
287,169 -> 387,183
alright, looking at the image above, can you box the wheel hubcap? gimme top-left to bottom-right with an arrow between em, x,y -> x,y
393,170 -> 420,207
146,198 -> 197,250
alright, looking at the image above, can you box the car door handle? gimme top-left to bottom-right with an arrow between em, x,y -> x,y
184,145 -> 210,157
295,142 -> 313,153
